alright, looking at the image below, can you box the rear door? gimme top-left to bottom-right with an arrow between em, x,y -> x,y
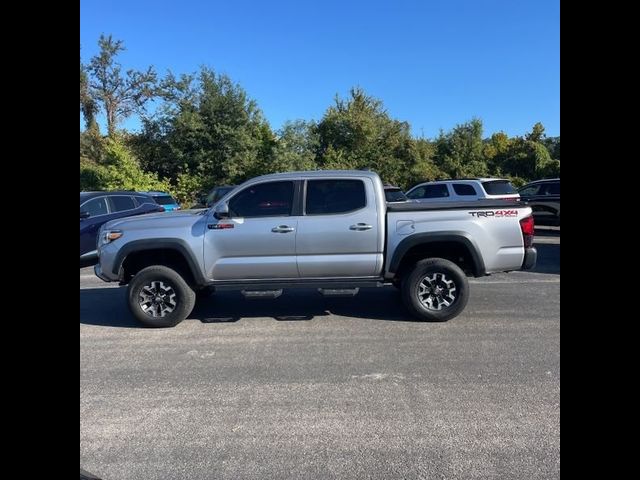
296,178 -> 381,277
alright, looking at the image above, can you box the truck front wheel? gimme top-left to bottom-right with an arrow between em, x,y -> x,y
401,258 -> 469,322
127,265 -> 196,327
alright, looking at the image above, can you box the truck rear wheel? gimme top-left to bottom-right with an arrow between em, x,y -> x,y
401,258 -> 469,322
127,265 -> 196,327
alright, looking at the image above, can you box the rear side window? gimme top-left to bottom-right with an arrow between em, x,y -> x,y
109,196 -> 136,212
81,197 -> 108,217
518,185 -> 540,196
153,195 -> 177,205
546,182 -> 560,195
306,179 -> 366,215
482,180 -> 516,195
229,181 -> 294,217
452,184 -> 478,196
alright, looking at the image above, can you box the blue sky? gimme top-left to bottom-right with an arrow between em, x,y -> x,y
80,0 -> 559,138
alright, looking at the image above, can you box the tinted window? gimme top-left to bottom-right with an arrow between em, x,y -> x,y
306,179 -> 366,215
153,195 -> 177,205
385,189 -> 407,202
452,184 -> 478,196
408,184 -> 450,199
135,195 -> 154,206
482,180 -> 516,195
81,197 -> 108,217
406,187 -> 425,199
518,185 -> 540,196
229,181 -> 294,217
546,182 -> 560,195
425,184 -> 450,198
109,195 -> 136,212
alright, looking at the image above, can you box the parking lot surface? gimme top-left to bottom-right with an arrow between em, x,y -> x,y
80,229 -> 559,480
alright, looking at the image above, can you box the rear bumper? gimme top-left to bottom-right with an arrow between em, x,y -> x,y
521,247 -> 537,270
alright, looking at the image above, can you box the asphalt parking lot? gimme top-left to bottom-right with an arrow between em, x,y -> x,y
80,228 -> 559,480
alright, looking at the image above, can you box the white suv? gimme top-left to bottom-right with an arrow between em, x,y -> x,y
405,178 -> 520,203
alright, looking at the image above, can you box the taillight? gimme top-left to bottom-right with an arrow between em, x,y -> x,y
519,215 -> 534,248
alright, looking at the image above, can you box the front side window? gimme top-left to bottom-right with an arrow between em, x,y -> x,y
109,196 -> 136,212
305,179 -> 366,215
228,181 -> 294,217
81,197 -> 108,217
407,184 -> 450,199
423,184 -> 450,198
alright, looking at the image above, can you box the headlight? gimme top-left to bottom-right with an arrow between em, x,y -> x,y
99,229 -> 123,247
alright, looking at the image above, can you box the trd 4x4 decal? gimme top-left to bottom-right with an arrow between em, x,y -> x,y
469,210 -> 518,218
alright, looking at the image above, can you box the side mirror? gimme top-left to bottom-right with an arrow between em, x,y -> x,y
80,211 -> 90,219
214,202 -> 230,219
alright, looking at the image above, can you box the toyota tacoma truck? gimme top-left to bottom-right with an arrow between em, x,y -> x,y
94,170 -> 537,327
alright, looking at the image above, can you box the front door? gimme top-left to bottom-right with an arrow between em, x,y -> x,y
203,180 -> 299,280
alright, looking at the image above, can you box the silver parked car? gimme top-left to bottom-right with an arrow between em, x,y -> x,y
406,178 -> 520,203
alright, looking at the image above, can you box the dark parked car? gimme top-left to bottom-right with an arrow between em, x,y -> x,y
206,185 -> 236,207
80,191 -> 164,266
384,185 -> 408,202
192,185 -> 237,208
518,178 -> 560,225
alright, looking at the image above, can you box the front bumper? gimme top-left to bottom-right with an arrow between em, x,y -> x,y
94,263 -> 113,282
521,247 -> 537,270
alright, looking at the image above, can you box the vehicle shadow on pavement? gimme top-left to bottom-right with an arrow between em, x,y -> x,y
531,243 -> 560,275
80,287 -> 414,328
190,288 -> 415,323
80,288 -> 141,328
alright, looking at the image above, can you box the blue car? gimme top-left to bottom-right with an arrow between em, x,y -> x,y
80,191 -> 164,266
141,191 -> 181,211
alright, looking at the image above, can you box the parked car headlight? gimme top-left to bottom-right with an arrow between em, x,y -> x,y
99,229 -> 123,247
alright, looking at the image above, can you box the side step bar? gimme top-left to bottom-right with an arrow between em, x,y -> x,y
241,289 -> 283,299
318,287 -> 360,297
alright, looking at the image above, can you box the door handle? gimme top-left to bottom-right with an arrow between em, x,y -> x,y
350,223 -> 373,231
272,225 -> 295,233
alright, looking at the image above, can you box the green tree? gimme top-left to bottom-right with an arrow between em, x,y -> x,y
87,34 -> 157,137
433,118 -> 489,178
314,87 -> 423,187
525,122 -> 546,143
81,137 -> 171,192
136,67 -> 276,195
273,120 -> 319,172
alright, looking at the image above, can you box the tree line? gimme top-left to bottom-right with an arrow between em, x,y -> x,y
80,34 -> 560,205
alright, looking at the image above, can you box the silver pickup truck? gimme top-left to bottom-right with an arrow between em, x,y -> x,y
94,170 -> 537,327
